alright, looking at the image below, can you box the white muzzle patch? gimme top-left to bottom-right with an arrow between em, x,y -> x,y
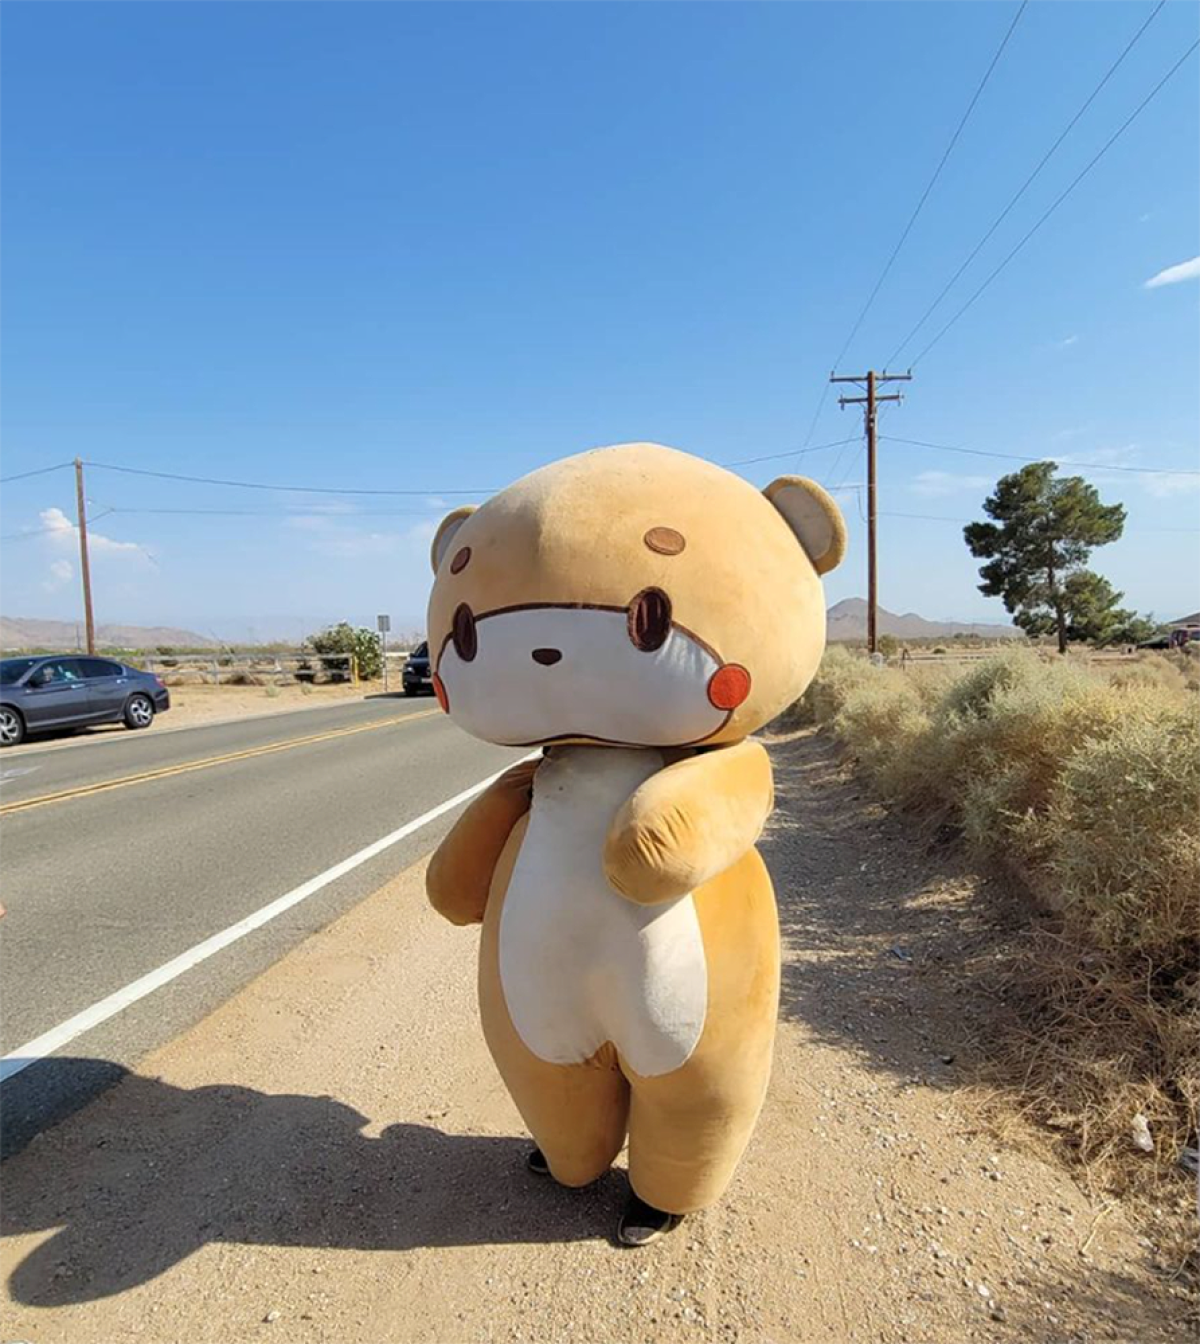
436,606 -> 726,746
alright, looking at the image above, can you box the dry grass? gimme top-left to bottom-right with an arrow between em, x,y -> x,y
795,644 -> 1200,1214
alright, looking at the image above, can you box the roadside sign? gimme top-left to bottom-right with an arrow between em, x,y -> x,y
377,614 -> 391,632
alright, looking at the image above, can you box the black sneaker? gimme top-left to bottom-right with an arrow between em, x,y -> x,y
616,1192 -> 683,1247
526,1146 -> 550,1176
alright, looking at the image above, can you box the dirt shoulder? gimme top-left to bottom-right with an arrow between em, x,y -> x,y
162,680 -> 383,729
7,679 -> 425,752
0,729 -> 1186,1343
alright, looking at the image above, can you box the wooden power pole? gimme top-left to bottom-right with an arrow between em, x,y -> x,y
74,457 -> 96,654
830,369 -> 912,655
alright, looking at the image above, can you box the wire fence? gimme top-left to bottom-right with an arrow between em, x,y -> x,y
140,651 -> 393,686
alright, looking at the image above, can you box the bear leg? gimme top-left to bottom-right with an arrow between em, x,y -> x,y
494,1039 -> 631,1188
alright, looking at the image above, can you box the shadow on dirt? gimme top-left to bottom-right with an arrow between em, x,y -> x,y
2,1058 -> 625,1306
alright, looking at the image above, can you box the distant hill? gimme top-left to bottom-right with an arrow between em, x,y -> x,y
0,617 -> 220,651
827,598 -> 1021,642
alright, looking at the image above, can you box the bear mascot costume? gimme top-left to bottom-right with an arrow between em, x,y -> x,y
425,443 -> 844,1245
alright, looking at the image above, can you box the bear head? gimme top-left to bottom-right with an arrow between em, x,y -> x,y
426,442 -> 843,748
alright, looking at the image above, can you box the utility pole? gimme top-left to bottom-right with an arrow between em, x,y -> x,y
830,369 -> 912,656
74,457 -> 96,654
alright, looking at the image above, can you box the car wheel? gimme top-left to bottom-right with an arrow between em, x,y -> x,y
0,705 -> 26,747
124,694 -> 155,730
404,684 -> 417,696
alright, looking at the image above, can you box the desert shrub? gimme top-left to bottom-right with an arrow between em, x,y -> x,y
800,645 -> 878,724
804,647 -> 1199,1195
1107,652 -> 1190,695
1037,700 -> 1200,962
306,623 -> 382,680
946,663 -> 1127,870
939,646 -> 1079,719
832,675 -> 932,800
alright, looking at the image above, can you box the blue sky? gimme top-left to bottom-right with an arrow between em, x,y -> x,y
2,1 -> 1197,642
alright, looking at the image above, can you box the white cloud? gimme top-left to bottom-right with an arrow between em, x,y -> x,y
1054,446 -> 1200,498
38,506 -> 146,557
42,558 -> 74,592
1060,443 -> 1140,470
910,470 -> 993,499
1144,256 -> 1200,289
1138,212 -> 1152,223
1140,472 -> 1200,499
1056,334 -> 1078,348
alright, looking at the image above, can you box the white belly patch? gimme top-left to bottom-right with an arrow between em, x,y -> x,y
498,747 -> 708,1077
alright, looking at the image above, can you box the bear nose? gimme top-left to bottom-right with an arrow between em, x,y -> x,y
531,648 -> 562,666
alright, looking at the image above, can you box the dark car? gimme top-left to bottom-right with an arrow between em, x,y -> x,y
0,655 -> 170,746
402,641 -> 433,696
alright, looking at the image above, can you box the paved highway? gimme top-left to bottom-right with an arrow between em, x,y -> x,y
0,695 -> 522,1154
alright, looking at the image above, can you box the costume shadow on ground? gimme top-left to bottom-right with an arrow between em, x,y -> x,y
2,1058 -> 626,1307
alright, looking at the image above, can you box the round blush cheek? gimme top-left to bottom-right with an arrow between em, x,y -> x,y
707,663 -> 752,711
433,673 -> 450,713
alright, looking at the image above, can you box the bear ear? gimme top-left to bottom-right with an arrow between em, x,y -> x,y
763,476 -> 846,575
430,506 -> 476,574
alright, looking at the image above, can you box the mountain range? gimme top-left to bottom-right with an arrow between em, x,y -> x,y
0,617 -> 220,651
2,602 -> 1020,652
826,598 -> 1019,642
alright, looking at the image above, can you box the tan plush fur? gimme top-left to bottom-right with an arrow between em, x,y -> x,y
425,443 -> 841,1215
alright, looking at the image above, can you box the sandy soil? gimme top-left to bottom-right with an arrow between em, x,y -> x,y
1,729 -> 1187,1343
161,680 -> 405,730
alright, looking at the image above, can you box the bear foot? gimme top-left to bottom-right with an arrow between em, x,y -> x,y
617,1192 -> 684,1247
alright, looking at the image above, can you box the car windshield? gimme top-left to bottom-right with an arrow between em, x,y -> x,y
414,643 -> 428,658
0,658 -> 41,685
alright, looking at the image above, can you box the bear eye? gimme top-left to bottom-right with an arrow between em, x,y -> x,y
450,546 -> 471,574
627,588 -> 672,652
452,603 -> 478,662
644,526 -> 685,556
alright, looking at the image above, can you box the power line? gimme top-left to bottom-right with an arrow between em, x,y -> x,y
877,508 -> 1199,536
105,506 -> 444,518
795,2 -> 1027,464
830,0 -> 1028,371
721,435 -> 859,469
881,434 -> 1200,476
909,35 -> 1200,367
85,460 -> 490,496
0,507 -> 116,544
2,444 -> 868,523
824,435 -> 862,492
0,461 -> 75,484
885,0 -> 1167,368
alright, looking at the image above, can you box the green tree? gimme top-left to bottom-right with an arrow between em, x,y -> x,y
306,622 -> 383,680
1059,571 -> 1135,645
964,462 -> 1125,654
1103,609 -> 1161,648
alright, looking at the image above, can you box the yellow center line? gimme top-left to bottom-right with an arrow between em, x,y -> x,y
0,709 -> 441,816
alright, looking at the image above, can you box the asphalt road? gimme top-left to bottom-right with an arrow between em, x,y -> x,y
0,695 -> 523,1155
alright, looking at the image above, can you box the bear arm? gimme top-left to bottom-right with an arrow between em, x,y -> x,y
426,759 -> 539,925
602,740 -> 774,905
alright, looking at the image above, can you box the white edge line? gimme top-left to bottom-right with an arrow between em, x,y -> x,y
0,752 -> 538,1084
